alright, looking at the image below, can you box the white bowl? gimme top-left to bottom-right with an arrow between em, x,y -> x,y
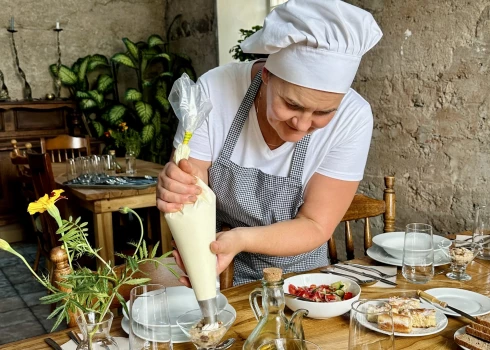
283,273 -> 361,319
372,232 -> 451,258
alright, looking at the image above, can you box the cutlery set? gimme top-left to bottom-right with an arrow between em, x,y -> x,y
320,263 -> 398,286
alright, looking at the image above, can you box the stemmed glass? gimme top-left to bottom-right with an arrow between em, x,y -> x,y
177,309 -> 235,350
474,205 -> 490,260
443,240 -> 482,281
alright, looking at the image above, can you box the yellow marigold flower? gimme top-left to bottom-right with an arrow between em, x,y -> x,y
27,190 -> 66,227
120,122 -> 127,127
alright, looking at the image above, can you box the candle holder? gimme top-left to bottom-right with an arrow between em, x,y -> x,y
53,25 -> 63,99
8,27 -> 32,100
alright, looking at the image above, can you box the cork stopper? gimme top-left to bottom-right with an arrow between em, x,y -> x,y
263,267 -> 282,282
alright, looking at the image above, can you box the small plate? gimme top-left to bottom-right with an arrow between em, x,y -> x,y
420,288 -> 490,317
454,326 -> 469,350
366,244 -> 451,267
357,300 -> 448,337
122,286 -> 228,326
121,304 -> 237,344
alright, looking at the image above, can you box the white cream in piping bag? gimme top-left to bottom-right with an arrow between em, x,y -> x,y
165,141 -> 217,303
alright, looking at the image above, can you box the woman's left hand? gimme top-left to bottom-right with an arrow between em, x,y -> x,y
210,228 -> 246,275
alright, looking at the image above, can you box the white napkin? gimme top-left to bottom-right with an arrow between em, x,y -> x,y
331,265 -> 397,288
61,337 -> 129,350
456,234 -> 473,241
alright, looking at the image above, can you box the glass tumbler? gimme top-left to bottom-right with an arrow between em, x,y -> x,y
402,223 -> 434,284
101,154 -> 115,176
258,339 -> 321,350
129,284 -> 172,350
66,158 -> 78,182
76,157 -> 92,184
349,300 -> 394,350
474,205 -> 490,260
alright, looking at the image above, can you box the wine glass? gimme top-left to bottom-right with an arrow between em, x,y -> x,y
349,299 -> 394,350
444,240 -> 482,281
177,309 -> 235,350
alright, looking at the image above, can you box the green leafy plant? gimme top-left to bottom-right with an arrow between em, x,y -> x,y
0,190 -> 178,333
229,25 -> 269,62
49,15 -> 196,164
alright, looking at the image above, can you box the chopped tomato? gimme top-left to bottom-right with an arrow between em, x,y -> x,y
287,281 -> 354,303
344,292 -> 353,300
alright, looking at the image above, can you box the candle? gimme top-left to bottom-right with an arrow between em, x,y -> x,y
56,20 -> 60,30
9,16 -> 14,31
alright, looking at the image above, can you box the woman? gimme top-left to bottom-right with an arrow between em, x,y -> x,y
157,0 -> 383,285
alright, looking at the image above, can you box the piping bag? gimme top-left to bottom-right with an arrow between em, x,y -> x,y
165,73 -> 218,325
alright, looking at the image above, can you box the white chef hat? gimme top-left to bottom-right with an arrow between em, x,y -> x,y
240,0 -> 382,94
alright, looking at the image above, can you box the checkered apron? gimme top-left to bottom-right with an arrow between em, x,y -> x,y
208,71 -> 329,285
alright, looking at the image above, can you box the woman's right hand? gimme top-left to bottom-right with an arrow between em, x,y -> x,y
156,159 -> 202,213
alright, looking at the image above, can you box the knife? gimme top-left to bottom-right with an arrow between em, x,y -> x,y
44,338 -> 63,350
332,265 -> 398,286
417,290 -> 477,322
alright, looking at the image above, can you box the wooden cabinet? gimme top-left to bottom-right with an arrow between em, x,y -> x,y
0,100 -> 76,241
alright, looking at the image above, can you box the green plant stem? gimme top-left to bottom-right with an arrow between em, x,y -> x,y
127,208 -> 144,258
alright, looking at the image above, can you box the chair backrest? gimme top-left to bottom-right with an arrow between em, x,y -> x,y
27,152 -> 59,250
41,135 -> 91,163
328,176 -> 396,264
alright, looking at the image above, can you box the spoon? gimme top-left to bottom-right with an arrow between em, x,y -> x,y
215,337 -> 236,350
321,270 -> 378,286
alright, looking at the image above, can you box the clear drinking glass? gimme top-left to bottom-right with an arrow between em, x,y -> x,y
76,156 -> 92,184
402,223 -> 434,284
125,143 -> 138,175
89,155 -> 104,181
75,311 -> 118,350
129,284 -> 172,350
66,158 -> 78,182
258,339 -> 321,350
101,155 -> 115,176
473,205 -> 490,260
349,300 -> 394,350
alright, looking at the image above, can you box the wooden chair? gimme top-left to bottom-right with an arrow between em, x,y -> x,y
27,152 -> 61,256
40,134 -> 91,163
10,140 -> 47,272
328,176 -> 396,264
219,176 -> 396,289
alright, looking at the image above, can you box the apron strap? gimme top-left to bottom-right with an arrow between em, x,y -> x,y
219,70 -> 263,160
289,134 -> 311,181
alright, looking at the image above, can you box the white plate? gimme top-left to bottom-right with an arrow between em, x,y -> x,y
121,304 -> 237,344
122,286 -> 228,326
420,288 -> 490,317
372,232 -> 451,258
357,300 -> 448,337
366,244 -> 451,267
454,326 -> 470,350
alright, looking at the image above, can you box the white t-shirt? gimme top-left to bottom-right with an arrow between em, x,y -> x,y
174,61 -> 373,184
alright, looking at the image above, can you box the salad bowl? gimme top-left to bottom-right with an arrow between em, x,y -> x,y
283,273 -> 361,319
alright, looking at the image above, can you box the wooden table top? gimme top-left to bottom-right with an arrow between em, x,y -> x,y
53,158 -> 163,201
2,255 -> 489,350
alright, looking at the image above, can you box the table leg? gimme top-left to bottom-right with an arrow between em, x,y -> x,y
93,212 -> 114,267
159,212 -> 172,254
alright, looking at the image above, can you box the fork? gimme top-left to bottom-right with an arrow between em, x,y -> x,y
343,262 -> 397,278
321,270 -> 377,286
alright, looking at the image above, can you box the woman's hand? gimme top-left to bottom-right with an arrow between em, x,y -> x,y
156,159 -> 202,213
211,228 -> 247,275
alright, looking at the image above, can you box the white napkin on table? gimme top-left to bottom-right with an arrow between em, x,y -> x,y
331,265 -> 397,288
61,337 -> 129,350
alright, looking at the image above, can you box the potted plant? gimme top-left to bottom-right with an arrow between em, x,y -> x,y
0,190 -> 178,349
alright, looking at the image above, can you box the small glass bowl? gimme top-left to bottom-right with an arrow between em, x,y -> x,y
444,240 -> 482,281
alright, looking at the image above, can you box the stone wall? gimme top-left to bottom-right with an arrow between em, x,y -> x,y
330,0 -> 490,260
0,0 -> 170,100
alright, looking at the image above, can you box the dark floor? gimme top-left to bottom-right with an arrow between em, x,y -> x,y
0,242 -> 66,345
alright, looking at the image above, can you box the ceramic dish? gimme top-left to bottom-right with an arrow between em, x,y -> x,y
122,286 -> 228,325
420,288 -> 490,317
366,244 -> 451,267
358,300 -> 448,337
372,232 -> 451,258
283,273 -> 361,319
121,304 -> 236,343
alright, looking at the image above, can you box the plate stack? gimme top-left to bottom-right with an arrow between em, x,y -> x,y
367,232 -> 452,267
121,286 -> 234,343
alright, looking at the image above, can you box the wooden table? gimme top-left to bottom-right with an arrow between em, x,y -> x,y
3,256 -> 489,350
52,158 -> 171,264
